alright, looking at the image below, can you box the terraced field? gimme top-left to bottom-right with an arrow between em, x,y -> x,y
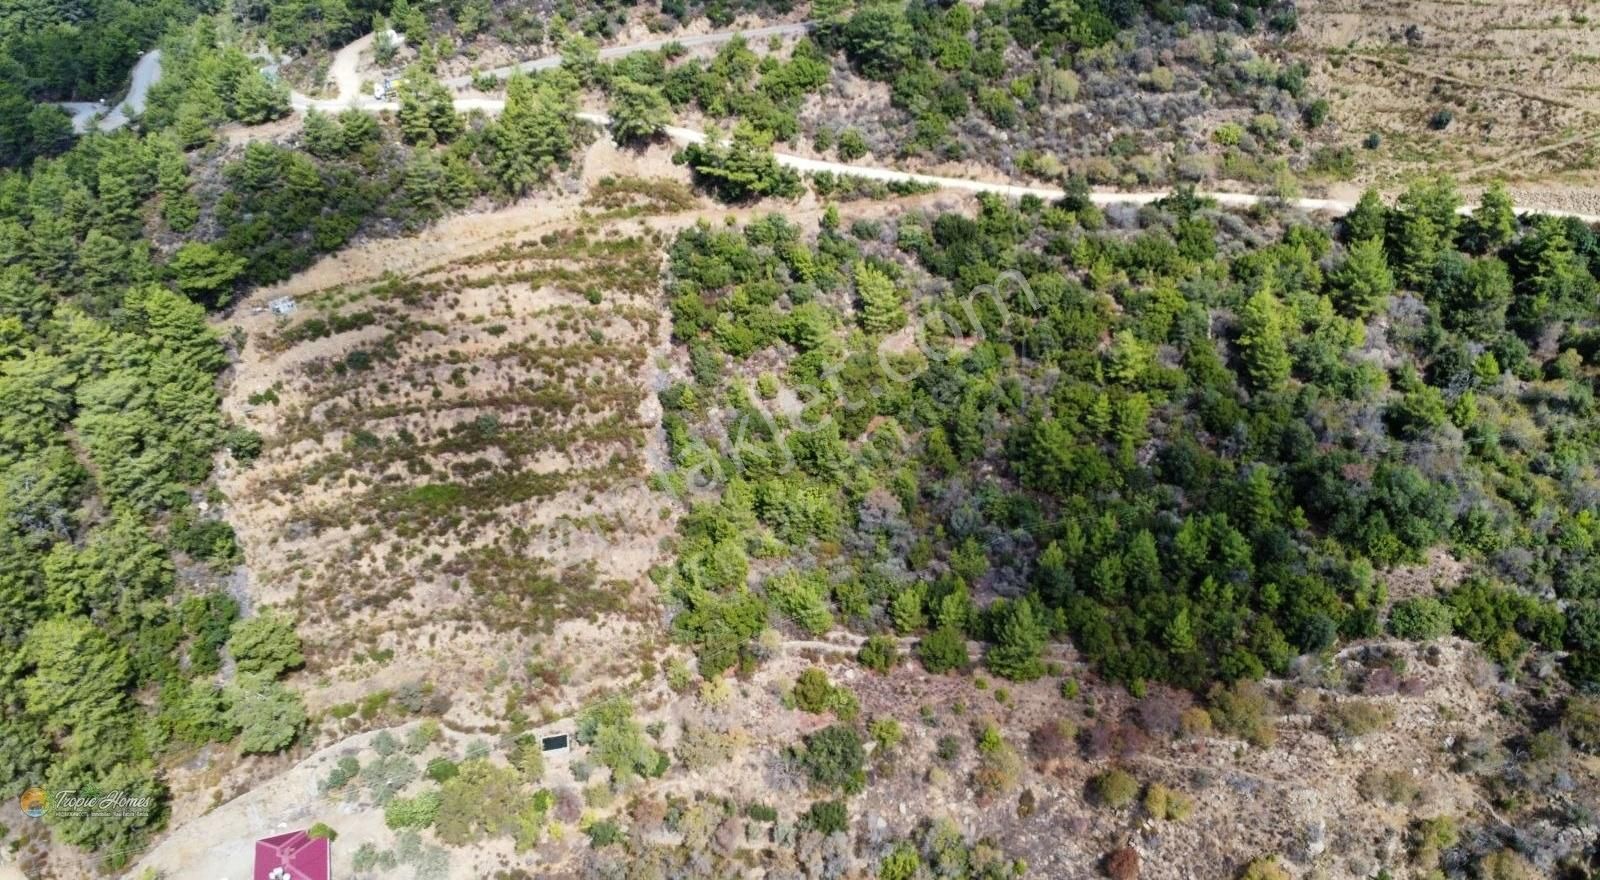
219,203 -> 682,727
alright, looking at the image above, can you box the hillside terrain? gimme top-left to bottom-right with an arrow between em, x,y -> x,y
3,1 -> 1600,880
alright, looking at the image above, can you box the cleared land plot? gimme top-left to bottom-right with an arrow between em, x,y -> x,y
1295,0 -> 1600,204
219,196 -> 685,729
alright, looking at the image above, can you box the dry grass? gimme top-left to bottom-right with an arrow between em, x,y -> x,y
1293,0 -> 1600,207
219,212 -> 679,731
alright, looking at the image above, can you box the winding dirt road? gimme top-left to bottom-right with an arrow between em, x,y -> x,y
61,25 -> 1600,223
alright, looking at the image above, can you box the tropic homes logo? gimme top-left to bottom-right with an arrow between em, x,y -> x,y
18,786 -> 155,819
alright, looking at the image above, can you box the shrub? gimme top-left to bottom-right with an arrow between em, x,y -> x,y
1028,720 -> 1077,765
1476,849 -> 1538,880
1357,768 -> 1421,805
1142,67 -> 1175,92
858,634 -> 899,673
1207,681 -> 1276,747
880,843 -> 922,880
1104,845 -> 1140,880
1389,597 -> 1454,640
1239,856 -> 1290,880
747,803 -> 778,822
870,717 -> 903,750
800,725 -> 866,794
1143,783 -> 1195,821
836,128 -> 868,161
1134,688 -> 1193,737
918,627 -> 969,674
1089,768 -> 1139,809
793,668 -> 834,713
425,757 -> 459,783
972,722 -> 1022,798
307,822 -> 337,841
1410,816 -> 1459,870
586,820 -> 623,847
802,799 -> 848,834
1565,696 -> 1600,753
225,427 -> 264,463
1302,98 -> 1329,128
676,720 -> 743,770
384,791 -> 441,830
1320,699 -> 1395,740
1179,707 -> 1213,737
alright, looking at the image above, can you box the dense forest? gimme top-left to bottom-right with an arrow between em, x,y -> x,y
657,178 -> 1600,697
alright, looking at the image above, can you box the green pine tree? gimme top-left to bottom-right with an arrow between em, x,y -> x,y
1329,236 -> 1395,318
1236,288 -> 1293,392
855,261 -> 904,333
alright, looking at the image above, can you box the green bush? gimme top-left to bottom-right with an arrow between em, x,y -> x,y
793,668 -> 835,713
425,757 -> 459,783
918,627 -> 969,674
801,799 -> 848,834
858,633 -> 900,673
800,725 -> 866,794
1089,768 -> 1139,809
585,820 -> 623,847
1389,597 -> 1454,640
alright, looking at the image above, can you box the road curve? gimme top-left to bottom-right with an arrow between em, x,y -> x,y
57,49 -> 163,134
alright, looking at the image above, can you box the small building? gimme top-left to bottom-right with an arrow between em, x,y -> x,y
268,296 -> 297,316
254,830 -> 330,880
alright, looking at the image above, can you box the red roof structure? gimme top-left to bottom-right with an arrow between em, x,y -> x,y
253,830 -> 331,880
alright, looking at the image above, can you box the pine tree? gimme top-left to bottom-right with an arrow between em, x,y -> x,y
1464,180 -> 1516,254
1105,329 -> 1151,384
397,65 -> 462,145
226,672 -> 307,753
300,109 -> 344,158
0,265 -> 48,330
1236,288 -> 1292,392
608,79 -> 671,145
855,261 -> 904,333
1341,188 -> 1386,245
984,598 -> 1047,681
231,70 -> 290,125
169,242 -> 247,306
487,74 -> 575,196
1387,175 -> 1460,286
1329,236 -> 1395,318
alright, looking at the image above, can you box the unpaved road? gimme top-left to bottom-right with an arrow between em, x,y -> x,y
49,29 -> 1600,223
